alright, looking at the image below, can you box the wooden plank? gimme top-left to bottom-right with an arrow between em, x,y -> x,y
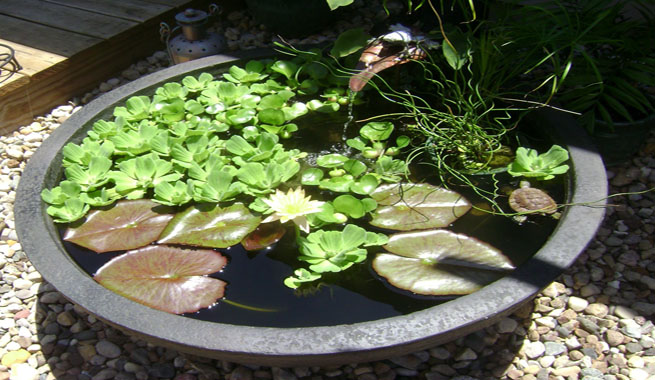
0,39 -> 66,97
0,14 -> 101,57
0,39 -> 66,76
44,0 -> 171,23
0,1 -> 191,133
0,71 -> 29,98
0,0 -> 138,40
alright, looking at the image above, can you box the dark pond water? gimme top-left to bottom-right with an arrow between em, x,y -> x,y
62,98 -> 564,328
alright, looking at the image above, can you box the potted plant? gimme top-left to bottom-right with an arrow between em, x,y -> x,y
14,41 -> 608,365
503,0 -> 655,164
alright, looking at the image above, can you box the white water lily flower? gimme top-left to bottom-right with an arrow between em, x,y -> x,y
261,187 -> 325,233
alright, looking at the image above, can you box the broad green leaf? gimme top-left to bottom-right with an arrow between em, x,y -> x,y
94,245 -> 227,314
270,60 -> 298,80
344,159 -> 367,177
63,199 -> 174,252
283,102 -> 308,120
346,137 -> 368,151
360,121 -> 394,141
350,174 -> 379,195
442,30 -> 468,70
333,194 -> 366,219
330,28 -> 370,57
301,168 -> 324,185
258,108 -> 286,126
158,203 -> 261,248
259,94 -> 286,109
319,176 -> 354,192
316,153 -> 349,168
370,183 -> 471,230
307,99 -> 340,112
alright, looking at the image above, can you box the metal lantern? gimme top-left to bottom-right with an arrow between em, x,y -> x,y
160,5 -> 226,64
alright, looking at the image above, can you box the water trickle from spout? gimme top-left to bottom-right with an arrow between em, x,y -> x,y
342,89 -> 356,142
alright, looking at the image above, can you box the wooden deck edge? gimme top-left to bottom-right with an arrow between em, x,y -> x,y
0,0 -> 213,135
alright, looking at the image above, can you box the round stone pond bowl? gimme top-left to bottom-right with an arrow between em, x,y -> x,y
15,49 -> 608,367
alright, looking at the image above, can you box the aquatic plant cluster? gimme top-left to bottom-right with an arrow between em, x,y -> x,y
39,52 -> 524,314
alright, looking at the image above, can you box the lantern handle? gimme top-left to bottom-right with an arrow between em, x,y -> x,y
159,22 -> 180,64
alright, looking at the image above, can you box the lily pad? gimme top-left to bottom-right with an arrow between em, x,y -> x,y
369,183 -> 471,230
373,253 -> 506,296
158,203 -> 261,248
242,223 -> 286,251
63,199 -> 174,253
94,245 -> 227,314
373,229 -> 514,295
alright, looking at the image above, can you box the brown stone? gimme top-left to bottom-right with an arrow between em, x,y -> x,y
606,330 -> 626,347
570,350 -> 584,360
592,359 -> 608,372
575,329 -> 590,338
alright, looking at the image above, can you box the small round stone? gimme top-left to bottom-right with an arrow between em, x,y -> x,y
568,296 -> 589,312
96,340 -> 122,359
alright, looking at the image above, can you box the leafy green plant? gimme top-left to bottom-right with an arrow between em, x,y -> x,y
506,0 -> 655,133
43,50 -> 523,314
507,145 -> 570,181
346,121 -> 410,159
285,224 -> 389,287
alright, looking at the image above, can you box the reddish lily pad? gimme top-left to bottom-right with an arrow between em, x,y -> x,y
94,245 -> 227,314
369,183 -> 471,230
158,203 -> 261,248
372,229 -> 514,296
242,223 -> 286,251
63,199 -> 174,253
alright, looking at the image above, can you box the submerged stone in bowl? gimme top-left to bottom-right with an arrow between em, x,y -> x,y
15,49 -> 607,367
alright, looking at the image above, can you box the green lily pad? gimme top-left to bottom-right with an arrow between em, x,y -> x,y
94,245 -> 227,314
373,229 -> 514,295
158,203 -> 261,248
63,199 -> 174,253
369,183 -> 471,230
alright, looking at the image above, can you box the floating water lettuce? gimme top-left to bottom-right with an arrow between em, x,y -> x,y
507,145 -> 570,181
373,229 -> 514,295
64,199 -> 174,253
369,183 -> 471,230
94,245 -> 227,314
284,224 -> 388,289
158,203 -> 260,248
297,224 -> 388,274
331,194 -> 377,219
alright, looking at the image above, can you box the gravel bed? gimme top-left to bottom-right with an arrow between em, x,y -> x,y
2,4 -> 655,380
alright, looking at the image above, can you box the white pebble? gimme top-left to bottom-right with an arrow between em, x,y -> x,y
567,296 -> 589,312
10,363 -> 39,380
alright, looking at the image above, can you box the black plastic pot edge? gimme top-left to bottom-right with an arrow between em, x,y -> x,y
15,50 -> 608,367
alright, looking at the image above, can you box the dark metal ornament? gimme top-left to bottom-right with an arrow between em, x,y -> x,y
160,5 -> 226,64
